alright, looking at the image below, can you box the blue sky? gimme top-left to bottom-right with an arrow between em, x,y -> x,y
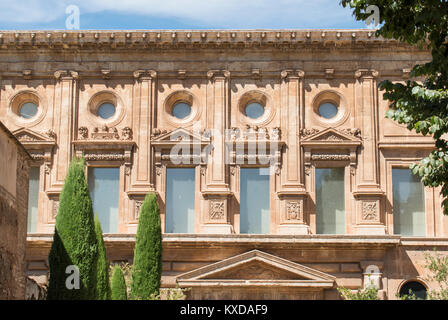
0,0 -> 367,30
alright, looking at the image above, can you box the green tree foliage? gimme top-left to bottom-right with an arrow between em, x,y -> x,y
95,217 -> 111,300
47,157 -> 98,300
338,285 -> 380,300
111,265 -> 127,300
424,250 -> 448,299
340,0 -> 448,213
130,193 -> 162,300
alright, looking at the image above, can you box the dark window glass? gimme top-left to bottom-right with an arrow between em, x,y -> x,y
393,168 -> 425,236
98,103 -> 116,119
399,281 -> 427,300
20,102 -> 38,119
316,167 -> 345,234
166,168 -> 195,233
240,168 -> 270,234
172,102 -> 191,119
318,102 -> 338,119
245,103 -> 265,119
88,167 -> 119,233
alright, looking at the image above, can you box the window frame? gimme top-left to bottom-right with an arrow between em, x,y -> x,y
27,165 -> 42,234
389,165 -> 427,237
86,163 -> 122,234
311,162 -> 350,235
164,166 -> 197,234
384,157 -> 433,237
238,166 -> 272,235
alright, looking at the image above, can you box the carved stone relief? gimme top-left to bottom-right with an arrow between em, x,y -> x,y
362,201 -> 379,221
209,201 -> 225,221
286,201 -> 303,221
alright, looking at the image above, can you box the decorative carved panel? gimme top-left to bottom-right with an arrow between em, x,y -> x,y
52,200 -> 59,220
135,200 -> 143,220
209,201 -> 225,221
204,261 -> 301,280
361,200 -> 379,222
286,201 -> 303,221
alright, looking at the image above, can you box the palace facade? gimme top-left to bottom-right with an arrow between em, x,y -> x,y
0,29 -> 447,299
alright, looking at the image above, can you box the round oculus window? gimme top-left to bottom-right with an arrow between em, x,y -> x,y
172,102 -> 192,119
97,103 -> 116,119
19,102 -> 38,119
245,102 -> 265,119
318,102 -> 338,119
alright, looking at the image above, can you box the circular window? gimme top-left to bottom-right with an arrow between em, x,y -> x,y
399,281 -> 427,300
245,102 -> 265,119
8,90 -> 46,126
312,91 -> 349,126
19,102 -> 38,119
318,102 -> 338,119
97,103 -> 116,119
172,102 -> 192,119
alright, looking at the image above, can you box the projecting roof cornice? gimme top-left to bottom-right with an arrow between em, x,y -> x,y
0,29 -> 423,51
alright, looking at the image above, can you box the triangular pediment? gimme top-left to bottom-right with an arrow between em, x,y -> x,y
302,127 -> 360,142
152,127 -> 209,143
176,250 -> 335,288
13,128 -> 56,144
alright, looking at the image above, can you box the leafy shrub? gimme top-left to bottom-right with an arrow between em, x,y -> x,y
130,193 -> 162,300
47,157 -> 98,300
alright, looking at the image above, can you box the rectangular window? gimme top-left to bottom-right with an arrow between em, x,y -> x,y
27,167 -> 40,233
88,167 -> 119,233
240,168 -> 270,234
315,167 -> 345,234
392,168 -> 425,236
166,168 -> 195,233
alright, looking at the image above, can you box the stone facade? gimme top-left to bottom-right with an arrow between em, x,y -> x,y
1,29 -> 447,299
0,121 -> 31,300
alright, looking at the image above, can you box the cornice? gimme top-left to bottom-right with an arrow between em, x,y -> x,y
0,29 -> 423,51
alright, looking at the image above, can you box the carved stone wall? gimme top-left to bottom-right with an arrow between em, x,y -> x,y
0,29 -> 446,300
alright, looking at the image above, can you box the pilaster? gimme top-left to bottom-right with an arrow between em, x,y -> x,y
278,70 -> 309,235
354,69 -> 385,235
203,70 -> 232,234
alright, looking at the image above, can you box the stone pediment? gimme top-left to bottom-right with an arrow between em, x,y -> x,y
151,127 -> 210,147
13,128 -> 56,145
176,250 -> 335,288
301,127 -> 361,143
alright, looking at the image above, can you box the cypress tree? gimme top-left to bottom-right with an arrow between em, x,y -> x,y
111,265 -> 127,300
95,217 -> 111,300
130,193 -> 162,299
47,157 -> 98,300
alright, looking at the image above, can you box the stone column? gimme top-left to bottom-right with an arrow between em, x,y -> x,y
278,70 -> 309,235
202,70 -> 232,234
353,69 -> 385,235
131,70 -> 157,192
50,70 -> 77,189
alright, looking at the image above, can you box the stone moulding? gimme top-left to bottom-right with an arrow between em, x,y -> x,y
73,140 -> 135,176
176,249 -> 336,289
0,30 -> 413,51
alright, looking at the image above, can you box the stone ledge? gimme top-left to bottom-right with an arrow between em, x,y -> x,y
27,233 -> 402,248
400,237 -> 448,246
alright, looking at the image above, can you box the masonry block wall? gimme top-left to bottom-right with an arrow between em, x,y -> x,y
0,122 -> 30,300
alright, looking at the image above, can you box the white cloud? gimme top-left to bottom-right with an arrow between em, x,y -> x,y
0,0 -> 362,28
